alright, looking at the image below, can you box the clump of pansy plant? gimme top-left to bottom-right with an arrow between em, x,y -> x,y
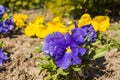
36,15 -> 120,80
24,13 -> 110,39
25,16 -> 67,38
0,5 -> 14,35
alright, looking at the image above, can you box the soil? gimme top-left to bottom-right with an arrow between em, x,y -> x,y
0,10 -> 120,80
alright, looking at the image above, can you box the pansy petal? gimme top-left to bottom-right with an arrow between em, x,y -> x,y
69,48 -> 81,65
54,48 -> 64,60
48,42 -> 56,56
72,55 -> 81,65
0,60 -> 3,66
72,28 -> 85,43
45,34 -> 54,42
54,32 -> 63,39
55,37 -> 66,48
64,32 -> 71,45
56,54 -> 71,69
0,53 -> 8,60
78,48 -> 86,56
42,41 -> 49,55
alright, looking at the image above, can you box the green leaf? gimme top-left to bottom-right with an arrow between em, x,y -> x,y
0,41 -> 3,47
93,47 -> 108,59
52,74 -> 58,80
22,1 -> 28,7
57,68 -> 69,76
34,0 -> 40,3
35,42 -> 43,53
92,40 -> 101,45
72,66 -> 81,72
46,75 -> 52,80
35,46 -> 42,53
111,39 -> 120,51
15,1 -> 21,5
98,33 -> 103,40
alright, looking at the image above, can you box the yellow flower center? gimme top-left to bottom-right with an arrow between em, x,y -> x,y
66,47 -> 71,53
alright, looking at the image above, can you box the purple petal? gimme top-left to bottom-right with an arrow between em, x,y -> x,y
78,48 -> 86,56
71,55 -> 81,65
64,32 -> 71,45
45,34 -> 54,42
70,47 -> 83,65
8,25 -> 14,30
54,47 -> 65,60
54,32 -> 63,39
56,53 -> 71,69
1,28 -> 8,34
71,31 -> 85,45
42,41 -> 49,55
0,59 -> 3,66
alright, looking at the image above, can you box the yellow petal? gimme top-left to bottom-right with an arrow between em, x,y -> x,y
34,16 -> 44,24
25,23 -> 36,37
78,13 -> 92,27
36,25 -> 48,38
93,16 -> 110,32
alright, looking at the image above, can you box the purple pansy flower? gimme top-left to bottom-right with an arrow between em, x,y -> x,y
4,19 -> 14,30
0,48 -> 8,66
0,5 -> 5,19
43,32 -> 86,69
0,19 -> 14,34
72,23 -> 97,43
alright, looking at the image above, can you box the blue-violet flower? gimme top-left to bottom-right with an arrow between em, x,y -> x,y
0,48 -> 8,66
43,32 -> 86,69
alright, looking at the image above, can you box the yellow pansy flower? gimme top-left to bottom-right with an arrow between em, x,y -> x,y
21,14 -> 28,20
93,16 -> 110,32
33,16 -> 44,24
91,20 -> 99,31
25,22 -> 36,37
35,24 -> 48,38
78,13 -> 92,27
53,16 -> 62,22
16,19 -> 25,28
13,13 -> 28,28
57,25 -> 67,34
47,20 -> 67,34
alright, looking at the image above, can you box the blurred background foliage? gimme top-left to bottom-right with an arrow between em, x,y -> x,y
0,0 -> 44,11
0,0 -> 120,18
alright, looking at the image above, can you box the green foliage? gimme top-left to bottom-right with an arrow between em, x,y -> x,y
45,0 -> 120,17
93,47 -> 108,59
110,23 -> 120,30
37,55 -> 69,80
45,0 -> 75,17
1,0 -> 120,17
0,0 -> 44,12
